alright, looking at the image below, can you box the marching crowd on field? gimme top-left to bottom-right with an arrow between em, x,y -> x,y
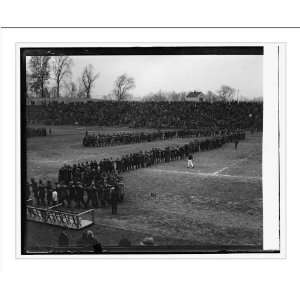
27,130 -> 245,214
27,169 -> 123,214
27,100 -> 263,130
27,127 -> 48,137
26,100 -> 250,213
82,128 -> 224,147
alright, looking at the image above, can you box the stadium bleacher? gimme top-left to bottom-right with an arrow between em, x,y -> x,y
26,100 -> 263,130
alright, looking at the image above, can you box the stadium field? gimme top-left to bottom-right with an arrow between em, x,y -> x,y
25,126 -> 262,250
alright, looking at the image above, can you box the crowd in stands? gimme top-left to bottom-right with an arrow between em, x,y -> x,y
27,127 -> 47,137
26,100 -> 263,130
82,128 -> 224,147
27,130 -> 245,213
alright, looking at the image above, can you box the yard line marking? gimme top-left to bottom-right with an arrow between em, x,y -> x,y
149,168 -> 262,181
213,158 -> 248,175
213,166 -> 229,175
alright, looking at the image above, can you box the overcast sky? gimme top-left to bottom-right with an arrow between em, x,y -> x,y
28,55 -> 263,99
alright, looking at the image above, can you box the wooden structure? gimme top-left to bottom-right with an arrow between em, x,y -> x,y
26,203 -> 95,229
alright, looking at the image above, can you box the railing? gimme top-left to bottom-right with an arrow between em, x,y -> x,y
26,204 -> 95,229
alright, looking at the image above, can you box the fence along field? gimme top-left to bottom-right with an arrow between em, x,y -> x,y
25,123 -> 262,250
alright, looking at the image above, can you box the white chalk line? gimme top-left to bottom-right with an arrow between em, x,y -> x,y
213,158 -> 248,175
149,168 -> 262,181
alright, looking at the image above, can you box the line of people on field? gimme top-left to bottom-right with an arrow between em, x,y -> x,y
27,130 -> 245,214
82,128 -> 226,147
27,170 -> 123,214
27,127 -> 47,137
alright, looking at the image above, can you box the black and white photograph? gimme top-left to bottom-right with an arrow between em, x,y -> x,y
20,45 -> 279,255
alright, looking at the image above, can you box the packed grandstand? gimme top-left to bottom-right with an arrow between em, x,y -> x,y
26,100 -> 263,131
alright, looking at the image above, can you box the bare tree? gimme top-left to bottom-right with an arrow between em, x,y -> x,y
52,56 -> 72,98
29,56 -> 51,98
206,90 -> 218,103
80,64 -> 99,98
217,85 -> 236,102
65,81 -> 77,98
113,74 -> 135,101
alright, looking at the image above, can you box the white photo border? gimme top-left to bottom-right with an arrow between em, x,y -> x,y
15,41 -> 285,258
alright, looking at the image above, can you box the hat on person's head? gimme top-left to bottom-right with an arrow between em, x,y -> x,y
140,237 -> 154,246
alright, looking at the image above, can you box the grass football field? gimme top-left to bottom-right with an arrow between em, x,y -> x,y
25,125 -> 263,250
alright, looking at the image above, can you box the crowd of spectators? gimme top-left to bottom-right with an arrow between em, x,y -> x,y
27,100 -> 263,130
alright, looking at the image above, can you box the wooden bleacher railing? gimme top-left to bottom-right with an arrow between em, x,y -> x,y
26,203 -> 94,229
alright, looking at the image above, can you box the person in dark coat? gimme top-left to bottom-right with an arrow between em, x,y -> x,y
38,180 -> 45,206
95,183 -> 104,208
60,184 -> 68,207
234,139 -> 239,150
68,181 -> 76,208
46,181 -> 53,206
88,183 -> 98,208
103,184 -> 110,207
30,178 -> 38,205
85,230 -> 102,253
77,230 -> 102,253
75,182 -> 84,209
111,186 -> 118,215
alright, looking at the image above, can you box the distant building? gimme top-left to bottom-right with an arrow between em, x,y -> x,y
185,91 -> 205,102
